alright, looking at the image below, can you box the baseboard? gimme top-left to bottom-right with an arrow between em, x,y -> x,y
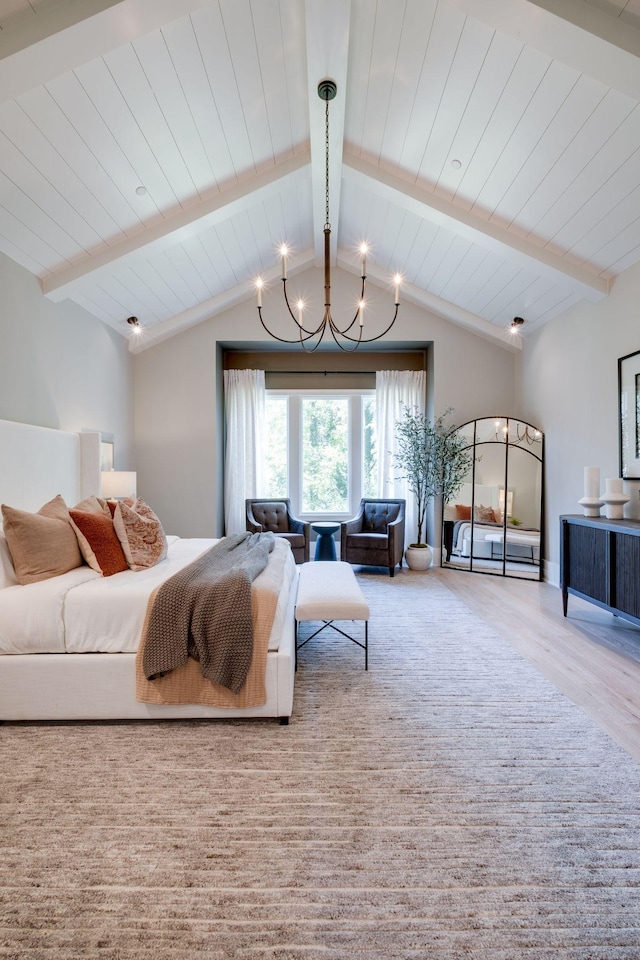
545,559 -> 559,586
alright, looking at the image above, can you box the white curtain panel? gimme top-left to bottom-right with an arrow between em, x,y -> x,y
376,370 -> 427,549
223,369 -> 265,535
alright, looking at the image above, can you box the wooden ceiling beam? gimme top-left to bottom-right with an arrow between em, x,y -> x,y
128,248 -> 316,353
336,251 -> 522,350
43,153 -> 310,303
343,153 -> 609,302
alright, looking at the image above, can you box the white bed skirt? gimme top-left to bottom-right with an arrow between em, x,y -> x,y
0,581 -> 296,722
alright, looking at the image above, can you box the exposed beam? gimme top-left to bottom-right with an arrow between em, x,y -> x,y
43,153 -> 310,303
343,153 -> 609,301
337,252 -> 521,351
0,0 -> 215,103
304,0 -> 351,265
447,0 -> 640,101
129,249 -> 316,353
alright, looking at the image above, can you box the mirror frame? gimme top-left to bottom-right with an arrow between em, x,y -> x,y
440,416 -> 544,581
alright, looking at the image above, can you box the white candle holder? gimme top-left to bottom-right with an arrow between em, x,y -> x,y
600,478 -> 629,520
579,466 -> 603,517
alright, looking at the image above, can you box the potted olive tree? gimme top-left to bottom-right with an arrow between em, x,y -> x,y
393,407 -> 471,570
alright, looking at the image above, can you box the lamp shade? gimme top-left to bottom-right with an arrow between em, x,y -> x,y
101,470 -> 137,500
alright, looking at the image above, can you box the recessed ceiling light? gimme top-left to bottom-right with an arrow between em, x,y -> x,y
450,159 -> 462,170
135,186 -> 147,197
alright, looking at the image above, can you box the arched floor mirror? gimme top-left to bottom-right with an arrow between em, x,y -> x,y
441,417 -> 544,581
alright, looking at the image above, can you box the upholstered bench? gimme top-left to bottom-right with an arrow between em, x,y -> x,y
295,561 -> 370,669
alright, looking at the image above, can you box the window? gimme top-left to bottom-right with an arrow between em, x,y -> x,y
264,390 -> 377,517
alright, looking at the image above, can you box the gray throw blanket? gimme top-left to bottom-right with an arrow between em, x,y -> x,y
142,532 -> 275,694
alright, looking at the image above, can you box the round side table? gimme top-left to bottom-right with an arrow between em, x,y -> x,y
312,522 -> 340,561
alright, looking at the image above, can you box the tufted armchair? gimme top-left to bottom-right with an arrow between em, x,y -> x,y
341,499 -> 406,577
245,498 -> 310,564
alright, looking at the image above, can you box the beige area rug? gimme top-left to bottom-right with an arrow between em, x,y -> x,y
2,568 -> 640,959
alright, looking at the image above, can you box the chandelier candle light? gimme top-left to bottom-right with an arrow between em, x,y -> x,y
256,80 -> 401,352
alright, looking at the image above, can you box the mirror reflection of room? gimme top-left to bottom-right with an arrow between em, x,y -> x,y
442,417 -> 543,581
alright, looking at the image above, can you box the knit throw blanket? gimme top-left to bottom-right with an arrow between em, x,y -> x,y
142,532 -> 275,694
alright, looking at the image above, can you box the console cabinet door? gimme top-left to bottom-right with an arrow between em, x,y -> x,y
613,532 -> 640,619
564,521 -> 608,604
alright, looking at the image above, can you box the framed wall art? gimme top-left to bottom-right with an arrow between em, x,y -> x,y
618,349 -> 640,479
100,439 -> 114,473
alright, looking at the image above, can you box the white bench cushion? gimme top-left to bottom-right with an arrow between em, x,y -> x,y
485,531 -> 539,546
296,561 -> 370,622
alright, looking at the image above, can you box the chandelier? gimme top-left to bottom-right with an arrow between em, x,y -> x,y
494,418 -> 542,445
255,79 -> 401,352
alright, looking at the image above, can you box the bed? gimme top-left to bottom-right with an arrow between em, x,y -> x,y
0,418 -> 297,722
449,519 -> 540,564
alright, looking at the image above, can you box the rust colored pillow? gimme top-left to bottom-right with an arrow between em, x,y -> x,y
68,510 -> 128,577
455,504 -> 471,521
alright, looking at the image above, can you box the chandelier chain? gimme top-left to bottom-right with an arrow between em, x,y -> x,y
325,96 -> 330,230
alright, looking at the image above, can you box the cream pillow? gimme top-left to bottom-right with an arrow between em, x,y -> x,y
112,498 -> 168,570
1,495 -> 84,585
0,532 -> 19,588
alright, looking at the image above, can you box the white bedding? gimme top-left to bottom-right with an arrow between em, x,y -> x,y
0,536 -> 293,657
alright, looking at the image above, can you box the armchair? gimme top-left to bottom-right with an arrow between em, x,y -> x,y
245,498 -> 310,564
341,499 -> 406,577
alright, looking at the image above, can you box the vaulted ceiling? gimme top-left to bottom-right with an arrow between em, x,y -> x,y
1,0 -> 640,353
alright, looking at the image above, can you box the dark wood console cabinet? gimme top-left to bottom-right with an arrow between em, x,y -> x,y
560,514 -> 640,626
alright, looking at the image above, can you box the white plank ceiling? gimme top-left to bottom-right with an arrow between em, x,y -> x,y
1,0 -> 640,351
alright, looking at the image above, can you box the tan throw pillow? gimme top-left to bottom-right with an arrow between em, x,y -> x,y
474,504 -> 497,523
68,510 -> 129,577
73,495 -> 110,516
455,504 -> 471,521
112,498 -> 168,570
1,495 -> 84,585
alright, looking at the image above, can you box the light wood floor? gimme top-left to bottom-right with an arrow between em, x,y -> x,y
432,566 -> 640,764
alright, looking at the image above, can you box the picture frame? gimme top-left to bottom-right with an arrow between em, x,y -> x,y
100,440 -> 114,473
618,349 -> 640,479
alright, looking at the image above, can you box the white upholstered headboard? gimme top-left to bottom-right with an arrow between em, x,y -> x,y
0,419 -> 100,513
456,482 -> 500,510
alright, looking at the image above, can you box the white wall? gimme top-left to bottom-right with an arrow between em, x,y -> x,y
134,266 -> 518,539
0,252 -> 134,470
520,259 -> 640,582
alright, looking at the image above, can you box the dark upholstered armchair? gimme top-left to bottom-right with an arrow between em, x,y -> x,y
341,499 -> 406,577
245,498 -> 310,564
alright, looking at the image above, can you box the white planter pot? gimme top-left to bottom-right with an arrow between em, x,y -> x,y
405,544 -> 432,571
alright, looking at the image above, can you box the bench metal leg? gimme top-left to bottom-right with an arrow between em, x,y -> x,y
295,619 -> 368,669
